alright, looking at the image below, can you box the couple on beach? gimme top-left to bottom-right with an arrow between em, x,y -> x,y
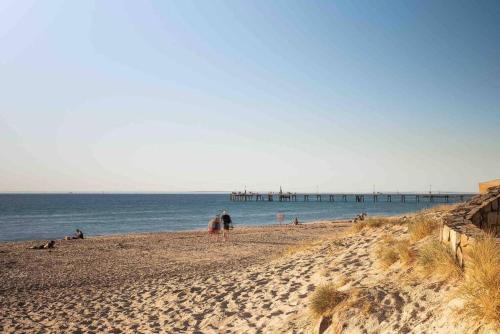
208,210 -> 232,242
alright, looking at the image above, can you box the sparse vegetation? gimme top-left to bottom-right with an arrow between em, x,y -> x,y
376,245 -> 400,268
309,283 -> 347,317
395,239 -> 413,265
350,217 -> 395,233
376,235 -> 413,267
456,236 -> 500,329
416,240 -> 462,280
409,216 -> 440,241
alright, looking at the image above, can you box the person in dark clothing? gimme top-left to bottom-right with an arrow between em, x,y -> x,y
221,210 -> 232,242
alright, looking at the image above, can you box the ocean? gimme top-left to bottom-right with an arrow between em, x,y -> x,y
0,193 -> 461,242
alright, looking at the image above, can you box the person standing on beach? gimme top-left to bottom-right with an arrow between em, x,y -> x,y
221,210 -> 232,242
208,215 -> 221,242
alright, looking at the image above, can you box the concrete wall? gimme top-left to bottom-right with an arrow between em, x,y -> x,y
441,185 -> 500,267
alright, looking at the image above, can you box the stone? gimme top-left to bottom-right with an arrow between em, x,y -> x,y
471,213 -> 482,227
466,208 -> 480,220
315,315 -> 333,334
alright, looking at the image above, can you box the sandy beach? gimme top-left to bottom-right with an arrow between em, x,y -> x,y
0,221 -> 349,333
1,210 -> 495,334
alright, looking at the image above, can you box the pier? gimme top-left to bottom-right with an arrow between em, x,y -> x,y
229,191 -> 474,203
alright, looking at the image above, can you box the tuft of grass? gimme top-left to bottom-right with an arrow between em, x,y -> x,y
416,240 -> 462,280
409,216 -> 440,241
376,234 -> 413,268
395,239 -> 413,265
456,236 -> 500,329
350,217 -> 395,233
309,283 -> 347,318
376,245 -> 399,268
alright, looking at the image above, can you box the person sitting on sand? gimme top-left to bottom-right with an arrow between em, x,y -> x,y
73,229 -> 84,239
292,217 -> 300,225
64,229 -> 84,240
221,210 -> 232,242
208,215 -> 221,241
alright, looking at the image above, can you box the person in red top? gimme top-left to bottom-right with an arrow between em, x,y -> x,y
208,215 -> 221,242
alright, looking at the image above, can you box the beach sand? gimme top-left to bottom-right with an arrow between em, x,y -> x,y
0,221 -> 348,333
0,216 -> 474,333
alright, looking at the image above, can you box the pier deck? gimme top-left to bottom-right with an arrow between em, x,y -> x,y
229,192 -> 474,203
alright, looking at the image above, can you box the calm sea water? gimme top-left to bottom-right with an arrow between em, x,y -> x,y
0,193 -> 460,242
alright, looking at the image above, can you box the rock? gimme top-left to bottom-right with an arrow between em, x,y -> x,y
315,315 -> 333,334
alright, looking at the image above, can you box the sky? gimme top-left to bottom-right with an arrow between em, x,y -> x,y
0,0 -> 499,193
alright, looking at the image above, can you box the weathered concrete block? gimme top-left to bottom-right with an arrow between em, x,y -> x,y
482,202 -> 492,213
487,212 -> 498,226
471,213 -> 482,226
442,225 -> 450,242
460,233 -> 469,247
491,198 -> 499,211
456,245 -> 464,268
450,229 -> 459,254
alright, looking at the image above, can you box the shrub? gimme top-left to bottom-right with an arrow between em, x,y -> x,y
309,283 -> 347,317
409,216 -> 440,241
416,240 -> 462,280
456,236 -> 500,329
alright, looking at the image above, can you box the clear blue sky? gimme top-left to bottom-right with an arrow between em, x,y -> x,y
1,0 -> 499,193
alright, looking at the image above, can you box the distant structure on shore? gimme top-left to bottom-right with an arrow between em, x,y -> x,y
479,179 -> 500,194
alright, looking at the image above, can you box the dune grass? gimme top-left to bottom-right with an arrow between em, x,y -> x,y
309,283 -> 347,318
416,240 -> 462,280
408,216 -> 440,241
350,217 -> 395,233
395,239 -> 413,265
376,234 -> 413,268
456,236 -> 500,329
376,245 -> 400,268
